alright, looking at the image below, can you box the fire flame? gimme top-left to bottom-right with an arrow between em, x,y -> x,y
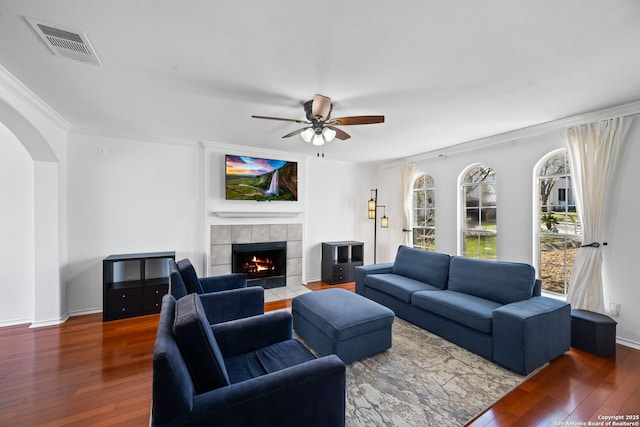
242,256 -> 276,274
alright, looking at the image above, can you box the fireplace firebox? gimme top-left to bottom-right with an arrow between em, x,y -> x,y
232,241 -> 286,289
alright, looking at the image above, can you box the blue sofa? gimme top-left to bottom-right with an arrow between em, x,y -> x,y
355,245 -> 571,375
152,294 -> 346,426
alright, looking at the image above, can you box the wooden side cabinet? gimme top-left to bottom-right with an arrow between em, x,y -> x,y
321,241 -> 364,285
103,251 -> 175,321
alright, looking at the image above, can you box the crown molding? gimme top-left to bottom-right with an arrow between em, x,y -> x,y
385,100 -> 640,167
0,65 -> 72,133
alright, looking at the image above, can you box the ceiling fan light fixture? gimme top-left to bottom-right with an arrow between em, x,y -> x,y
300,128 -> 314,143
322,127 -> 336,142
252,94 -> 384,152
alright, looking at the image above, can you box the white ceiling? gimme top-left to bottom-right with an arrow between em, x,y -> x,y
1,0 -> 639,163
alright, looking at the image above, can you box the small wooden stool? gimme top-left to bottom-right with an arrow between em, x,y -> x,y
571,309 -> 617,356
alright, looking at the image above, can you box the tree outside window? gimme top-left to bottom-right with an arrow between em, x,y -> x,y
537,150 -> 581,295
412,174 -> 435,252
461,165 -> 496,260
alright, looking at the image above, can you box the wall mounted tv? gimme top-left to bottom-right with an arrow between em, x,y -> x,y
225,155 -> 298,201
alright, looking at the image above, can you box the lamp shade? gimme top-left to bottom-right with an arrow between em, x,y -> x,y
322,127 -> 336,142
368,196 -> 376,219
380,215 -> 389,228
301,128 -> 314,143
312,134 -> 324,146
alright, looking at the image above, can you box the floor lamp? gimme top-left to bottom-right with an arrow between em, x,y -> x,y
368,189 -> 388,264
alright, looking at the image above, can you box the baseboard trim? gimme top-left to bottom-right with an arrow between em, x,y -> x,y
0,317 -> 33,328
67,308 -> 102,319
29,314 -> 69,328
617,337 -> 640,351
27,308 -> 102,328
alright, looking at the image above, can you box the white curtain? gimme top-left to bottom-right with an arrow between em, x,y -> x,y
563,116 -> 632,313
400,162 -> 417,246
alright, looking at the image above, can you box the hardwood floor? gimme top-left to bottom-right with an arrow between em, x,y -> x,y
466,344 -> 640,426
0,282 -> 637,426
0,311 -> 157,427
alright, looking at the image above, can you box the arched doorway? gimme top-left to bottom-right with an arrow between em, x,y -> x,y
0,95 -> 64,327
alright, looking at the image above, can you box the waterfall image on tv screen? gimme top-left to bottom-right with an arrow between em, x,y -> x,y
225,155 -> 298,201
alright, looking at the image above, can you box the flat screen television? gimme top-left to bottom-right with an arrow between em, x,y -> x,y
225,154 -> 298,201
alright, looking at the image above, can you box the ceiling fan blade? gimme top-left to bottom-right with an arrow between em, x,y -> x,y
281,127 -> 309,138
311,94 -> 332,121
331,115 -> 385,126
326,125 -> 350,140
252,115 -> 309,124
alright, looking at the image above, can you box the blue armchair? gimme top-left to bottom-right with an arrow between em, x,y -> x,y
176,258 -> 247,294
151,294 -> 346,427
169,259 -> 264,325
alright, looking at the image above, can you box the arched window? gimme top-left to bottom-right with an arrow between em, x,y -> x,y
460,164 -> 496,259
412,174 -> 435,252
536,149 -> 581,295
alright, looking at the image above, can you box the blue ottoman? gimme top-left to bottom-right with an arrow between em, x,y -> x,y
292,288 -> 394,364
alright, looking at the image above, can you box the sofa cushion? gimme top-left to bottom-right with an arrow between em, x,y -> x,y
177,258 -> 205,294
173,293 -> 230,394
412,290 -> 502,333
391,246 -> 450,289
224,339 -> 316,384
365,273 -> 442,303
447,257 -> 536,305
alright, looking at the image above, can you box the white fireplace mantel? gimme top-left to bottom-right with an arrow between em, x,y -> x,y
213,211 -> 303,218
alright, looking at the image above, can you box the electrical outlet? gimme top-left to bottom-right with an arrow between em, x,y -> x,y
98,146 -> 107,157
608,302 -> 620,316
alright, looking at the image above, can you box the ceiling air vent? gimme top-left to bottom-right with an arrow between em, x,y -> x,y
25,17 -> 103,66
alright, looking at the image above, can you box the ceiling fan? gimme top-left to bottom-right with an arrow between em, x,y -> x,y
252,94 -> 384,146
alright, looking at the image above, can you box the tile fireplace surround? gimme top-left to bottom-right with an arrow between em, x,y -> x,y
210,223 -> 310,302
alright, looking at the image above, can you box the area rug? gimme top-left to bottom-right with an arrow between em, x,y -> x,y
342,318 -> 530,426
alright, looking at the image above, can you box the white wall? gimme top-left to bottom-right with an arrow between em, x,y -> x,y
304,158 -> 376,280
0,123 -> 35,325
33,161 -> 64,325
65,131 -> 203,315
603,119 -> 640,346
377,117 -> 640,347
